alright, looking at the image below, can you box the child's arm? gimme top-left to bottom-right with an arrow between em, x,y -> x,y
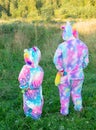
18,65 -> 30,90
82,47 -> 89,69
53,46 -> 64,72
31,68 -> 44,88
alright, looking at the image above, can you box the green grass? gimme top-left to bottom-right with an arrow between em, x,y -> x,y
0,21 -> 96,130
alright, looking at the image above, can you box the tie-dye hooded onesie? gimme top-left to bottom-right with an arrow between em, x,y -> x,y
18,46 -> 44,120
53,22 -> 89,115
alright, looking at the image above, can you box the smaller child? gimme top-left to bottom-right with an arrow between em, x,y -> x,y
18,46 -> 44,120
53,22 -> 89,115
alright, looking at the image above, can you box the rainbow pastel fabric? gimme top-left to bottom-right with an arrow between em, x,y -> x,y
61,22 -> 79,40
53,36 -> 89,115
62,22 -> 73,41
18,46 -> 44,120
53,37 -> 89,80
58,79 -> 84,115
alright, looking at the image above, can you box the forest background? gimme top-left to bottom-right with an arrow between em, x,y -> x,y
0,0 -> 96,21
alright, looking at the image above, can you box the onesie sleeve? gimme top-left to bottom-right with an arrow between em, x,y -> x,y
31,67 -> 44,88
18,65 -> 30,89
82,46 -> 89,69
53,45 -> 64,72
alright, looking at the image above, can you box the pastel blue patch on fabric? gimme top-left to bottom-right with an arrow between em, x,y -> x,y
62,22 -> 73,40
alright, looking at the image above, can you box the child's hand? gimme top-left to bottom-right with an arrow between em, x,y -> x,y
21,88 -> 28,93
59,70 -> 64,76
59,71 -> 64,76
21,89 -> 25,93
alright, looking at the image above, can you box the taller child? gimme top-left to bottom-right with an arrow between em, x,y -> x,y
53,22 -> 89,115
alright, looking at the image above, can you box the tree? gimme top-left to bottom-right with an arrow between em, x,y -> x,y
10,0 -> 18,17
89,0 -> 96,6
36,0 -> 43,15
0,0 -> 11,17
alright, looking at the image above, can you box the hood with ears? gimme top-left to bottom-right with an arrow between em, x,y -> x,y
61,22 -> 78,40
24,46 -> 41,68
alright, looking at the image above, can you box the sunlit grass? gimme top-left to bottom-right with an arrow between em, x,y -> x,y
0,20 -> 96,130
73,19 -> 96,34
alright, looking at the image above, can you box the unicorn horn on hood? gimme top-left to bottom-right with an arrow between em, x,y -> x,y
62,21 -> 73,41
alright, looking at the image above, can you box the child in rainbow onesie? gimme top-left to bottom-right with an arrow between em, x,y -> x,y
53,22 -> 89,115
18,46 -> 44,120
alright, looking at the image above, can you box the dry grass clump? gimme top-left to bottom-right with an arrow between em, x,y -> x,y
73,20 -> 96,35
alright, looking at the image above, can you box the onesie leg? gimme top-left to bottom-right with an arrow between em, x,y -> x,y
32,98 -> 44,120
71,80 -> 83,111
23,99 -> 43,120
31,106 -> 42,120
23,90 -> 44,120
31,92 -> 44,120
58,81 -> 70,115
23,94 -> 32,117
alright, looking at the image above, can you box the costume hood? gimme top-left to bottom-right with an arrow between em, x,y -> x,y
62,22 -> 73,40
24,46 -> 41,67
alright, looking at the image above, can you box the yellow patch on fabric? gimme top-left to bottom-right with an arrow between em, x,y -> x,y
24,52 -> 29,58
55,72 -> 61,86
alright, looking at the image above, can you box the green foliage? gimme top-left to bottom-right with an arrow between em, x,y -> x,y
41,3 -> 54,21
0,21 -> 96,130
0,0 -> 96,20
